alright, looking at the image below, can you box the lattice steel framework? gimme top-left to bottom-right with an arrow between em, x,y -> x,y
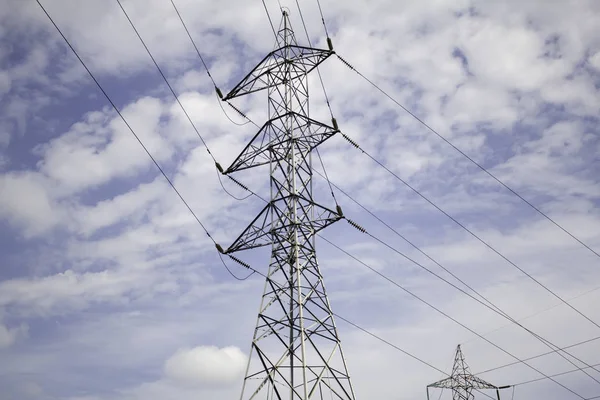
218,11 -> 356,400
427,345 -> 504,400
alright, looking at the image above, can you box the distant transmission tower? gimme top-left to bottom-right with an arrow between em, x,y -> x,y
216,10 -> 356,400
427,345 -> 508,400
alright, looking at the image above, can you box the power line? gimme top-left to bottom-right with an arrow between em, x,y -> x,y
334,54 -> 600,262
475,334 -> 600,376
35,0 -> 252,283
333,313 -> 447,376
357,224 -> 600,380
330,117 -> 600,334
116,0 -> 214,160
169,0 -> 215,85
314,0 -> 330,38
334,314 -> 497,400
118,0 -> 254,202
513,362 -> 600,387
295,0 -> 335,119
36,0 -> 214,241
312,165 -> 600,376
262,0 -> 278,39
319,235 -> 589,399
463,285 -> 600,346
311,158 -> 600,380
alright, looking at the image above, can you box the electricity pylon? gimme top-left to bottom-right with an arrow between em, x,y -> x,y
216,10 -> 356,400
427,345 -> 508,400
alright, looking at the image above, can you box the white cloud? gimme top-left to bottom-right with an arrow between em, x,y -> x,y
164,346 -> 247,387
591,51 -> 600,71
37,97 -> 172,196
0,171 -> 62,238
0,319 -> 27,348
72,178 -> 167,237
0,70 -> 11,96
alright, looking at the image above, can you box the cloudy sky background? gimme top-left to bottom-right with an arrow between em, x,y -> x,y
0,0 -> 599,399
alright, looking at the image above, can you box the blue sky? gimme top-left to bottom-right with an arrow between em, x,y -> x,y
1,0 -> 600,399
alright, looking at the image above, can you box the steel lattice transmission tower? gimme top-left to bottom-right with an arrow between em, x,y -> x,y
427,345 -> 507,400
216,10 -> 356,400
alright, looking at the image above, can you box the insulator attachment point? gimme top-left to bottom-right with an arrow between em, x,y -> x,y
336,204 -> 344,217
331,117 -> 339,131
215,243 -> 225,254
215,162 -> 224,174
327,37 -> 334,51
215,87 -> 224,99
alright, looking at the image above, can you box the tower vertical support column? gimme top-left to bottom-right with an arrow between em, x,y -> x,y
219,11 -> 355,400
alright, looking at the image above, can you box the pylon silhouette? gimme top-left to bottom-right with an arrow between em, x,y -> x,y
427,345 -> 508,400
217,10 -> 355,400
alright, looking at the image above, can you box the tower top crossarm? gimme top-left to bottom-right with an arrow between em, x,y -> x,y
222,12 -> 334,101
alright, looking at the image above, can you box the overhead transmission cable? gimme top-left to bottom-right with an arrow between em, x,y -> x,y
326,98 -> 600,333
116,0 -> 253,202
319,236 -> 589,399
295,0 -> 336,120
262,0 -> 278,38
335,54 -> 600,330
513,362 -> 600,388
312,0 -> 600,263
169,0 -> 254,128
463,284 -> 600,346
311,0 -> 600,341
475,333 -> 600,376
293,0 -> 338,207
36,0 -> 253,281
337,55 -> 600,262
352,221 -> 600,380
312,165 -> 600,358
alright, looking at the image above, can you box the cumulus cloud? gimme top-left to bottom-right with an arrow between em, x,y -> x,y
0,171 -> 62,238
590,51 -> 600,71
0,70 -> 11,96
164,346 -> 247,387
0,320 -> 27,348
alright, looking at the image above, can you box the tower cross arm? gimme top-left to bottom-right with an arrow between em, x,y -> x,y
428,376 -> 498,390
466,375 -> 499,390
224,112 -> 339,174
223,45 -> 334,100
224,199 -> 343,254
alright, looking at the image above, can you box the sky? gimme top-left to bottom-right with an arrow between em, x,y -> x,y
0,0 -> 599,399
